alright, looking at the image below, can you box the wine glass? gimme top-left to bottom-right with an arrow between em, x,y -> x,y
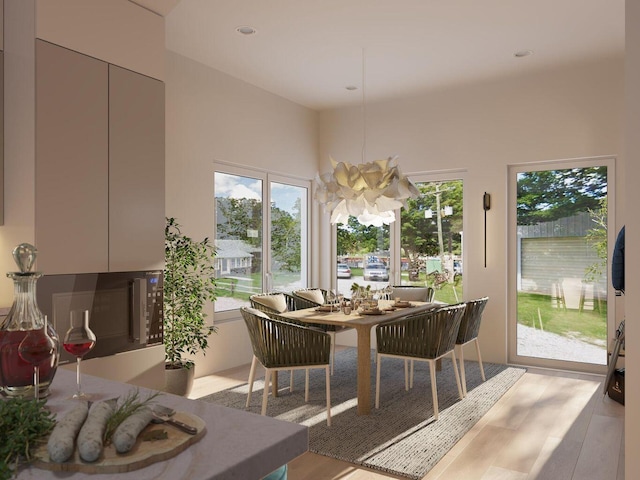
62,310 -> 96,399
18,317 -> 56,402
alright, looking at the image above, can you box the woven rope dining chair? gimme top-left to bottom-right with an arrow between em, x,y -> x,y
375,303 -> 466,420
389,285 -> 435,303
455,297 -> 489,397
240,307 -> 332,426
291,288 -> 352,375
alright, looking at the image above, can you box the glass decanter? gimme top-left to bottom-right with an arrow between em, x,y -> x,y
0,243 -> 60,398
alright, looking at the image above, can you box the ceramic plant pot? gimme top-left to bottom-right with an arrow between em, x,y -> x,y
164,363 -> 195,396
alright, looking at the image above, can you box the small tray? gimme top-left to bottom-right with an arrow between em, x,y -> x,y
33,411 -> 206,474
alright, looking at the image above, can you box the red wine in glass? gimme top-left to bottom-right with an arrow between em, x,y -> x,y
18,320 -> 56,402
62,310 -> 96,399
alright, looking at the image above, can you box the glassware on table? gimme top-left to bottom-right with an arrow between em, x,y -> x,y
18,317 -> 56,402
0,243 -> 59,398
62,310 -> 96,399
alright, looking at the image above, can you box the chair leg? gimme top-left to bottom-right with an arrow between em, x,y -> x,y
261,369 -> 271,416
428,360 -> 439,420
375,354 -> 382,409
246,356 -> 258,408
305,368 -> 310,402
325,365 -> 332,426
450,349 -> 463,400
404,359 -> 409,391
330,331 -> 336,375
457,344 -> 467,397
410,359 -> 415,389
475,339 -> 486,381
290,370 -> 294,393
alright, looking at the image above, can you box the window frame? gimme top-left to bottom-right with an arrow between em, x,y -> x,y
507,155 -> 616,373
213,162 -> 311,322
331,170 -> 466,292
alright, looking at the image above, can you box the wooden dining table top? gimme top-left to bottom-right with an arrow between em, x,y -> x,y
279,299 -> 442,415
279,299 -> 440,327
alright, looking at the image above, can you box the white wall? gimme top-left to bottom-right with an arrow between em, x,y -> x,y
165,51 -> 319,375
36,0 -> 164,81
318,56 -> 624,364
625,1 -> 639,477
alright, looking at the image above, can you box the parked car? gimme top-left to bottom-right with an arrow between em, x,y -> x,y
363,262 -> 389,281
337,263 -> 352,278
454,260 -> 463,275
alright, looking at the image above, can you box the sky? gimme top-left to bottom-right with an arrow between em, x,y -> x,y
214,172 -> 305,214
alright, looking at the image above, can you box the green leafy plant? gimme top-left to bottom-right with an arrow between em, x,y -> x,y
164,217 -> 218,369
0,398 -> 56,479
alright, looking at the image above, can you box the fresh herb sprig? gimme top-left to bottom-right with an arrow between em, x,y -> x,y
0,397 -> 56,480
103,389 -> 162,444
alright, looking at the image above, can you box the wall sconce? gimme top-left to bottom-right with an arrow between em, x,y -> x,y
483,192 -> 491,267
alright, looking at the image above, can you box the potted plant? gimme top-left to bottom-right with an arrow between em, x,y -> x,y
163,217 -> 217,396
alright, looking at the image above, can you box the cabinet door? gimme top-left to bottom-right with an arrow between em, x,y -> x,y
35,40 -> 109,274
0,51 -> 4,226
108,65 -> 165,272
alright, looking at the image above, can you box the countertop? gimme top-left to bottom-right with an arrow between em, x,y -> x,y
14,368 -> 308,479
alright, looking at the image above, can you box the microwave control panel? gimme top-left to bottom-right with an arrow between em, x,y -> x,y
132,273 -> 163,346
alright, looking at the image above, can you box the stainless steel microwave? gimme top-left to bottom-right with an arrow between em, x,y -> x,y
36,271 -> 163,364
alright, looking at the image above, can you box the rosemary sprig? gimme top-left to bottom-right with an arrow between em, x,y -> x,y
103,389 -> 162,444
0,397 -> 56,480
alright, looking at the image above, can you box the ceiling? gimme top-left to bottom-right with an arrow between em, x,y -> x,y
157,0 -> 624,111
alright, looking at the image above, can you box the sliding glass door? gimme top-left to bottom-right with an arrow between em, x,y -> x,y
509,158 -> 614,370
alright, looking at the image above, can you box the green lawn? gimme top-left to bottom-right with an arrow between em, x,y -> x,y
516,292 -> 607,345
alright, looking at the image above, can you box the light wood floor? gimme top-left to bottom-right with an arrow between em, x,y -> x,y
190,349 -> 625,480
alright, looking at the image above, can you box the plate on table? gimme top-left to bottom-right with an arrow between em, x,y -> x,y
393,301 -> 413,308
359,309 -> 386,316
315,305 -> 338,312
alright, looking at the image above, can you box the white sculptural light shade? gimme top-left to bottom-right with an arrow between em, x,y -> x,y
314,156 -> 420,227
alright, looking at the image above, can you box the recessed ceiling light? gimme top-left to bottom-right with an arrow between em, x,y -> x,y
346,85 -> 358,91
236,25 -> 257,35
514,50 -> 534,58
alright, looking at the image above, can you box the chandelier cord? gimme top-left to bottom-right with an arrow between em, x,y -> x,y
361,47 -> 366,164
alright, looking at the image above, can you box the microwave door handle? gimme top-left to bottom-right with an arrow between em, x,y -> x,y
131,278 -> 147,344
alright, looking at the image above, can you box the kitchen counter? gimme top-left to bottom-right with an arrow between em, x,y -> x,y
15,368 -> 308,479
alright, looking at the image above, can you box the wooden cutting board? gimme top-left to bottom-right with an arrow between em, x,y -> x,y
33,411 -> 206,474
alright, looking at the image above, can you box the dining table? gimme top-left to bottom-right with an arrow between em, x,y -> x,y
279,299 -> 439,415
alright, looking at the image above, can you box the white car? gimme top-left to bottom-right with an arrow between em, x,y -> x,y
363,262 -> 389,281
337,263 -> 352,278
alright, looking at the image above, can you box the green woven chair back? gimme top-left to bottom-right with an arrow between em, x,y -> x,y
456,297 -> 489,344
376,303 -> 466,360
291,288 -> 328,309
240,307 -> 330,368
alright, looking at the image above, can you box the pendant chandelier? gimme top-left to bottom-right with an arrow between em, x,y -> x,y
314,50 -> 419,227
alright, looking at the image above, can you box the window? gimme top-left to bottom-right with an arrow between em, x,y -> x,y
334,175 -> 464,303
214,165 -> 309,315
336,221 -> 390,297
399,179 -> 463,303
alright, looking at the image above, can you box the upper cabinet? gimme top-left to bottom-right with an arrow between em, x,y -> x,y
35,40 -> 109,273
108,65 -> 165,272
35,40 -> 164,274
0,49 -> 4,226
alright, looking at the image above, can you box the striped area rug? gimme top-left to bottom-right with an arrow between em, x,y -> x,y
200,348 -> 526,479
